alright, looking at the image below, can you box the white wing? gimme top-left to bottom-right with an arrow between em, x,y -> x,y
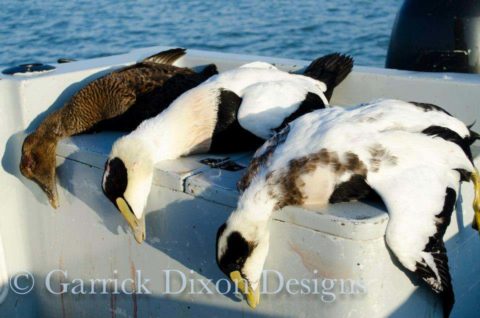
237,78 -> 328,139
239,61 -> 278,70
347,99 -> 470,138
368,164 -> 458,314
204,66 -> 295,94
363,132 -> 473,315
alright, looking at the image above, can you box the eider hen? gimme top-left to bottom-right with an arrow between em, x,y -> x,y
20,48 -> 217,208
216,99 -> 479,315
102,53 -> 354,243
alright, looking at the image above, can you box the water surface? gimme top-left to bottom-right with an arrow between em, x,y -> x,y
1,0 -> 402,69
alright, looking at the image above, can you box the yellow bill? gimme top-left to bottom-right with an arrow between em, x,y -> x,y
472,171 -> 480,229
472,170 -> 480,232
230,270 -> 260,309
116,197 -> 146,244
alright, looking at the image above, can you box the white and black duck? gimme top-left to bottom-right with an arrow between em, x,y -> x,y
216,99 -> 480,315
102,53 -> 354,243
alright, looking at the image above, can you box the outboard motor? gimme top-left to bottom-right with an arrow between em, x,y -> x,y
386,0 -> 480,73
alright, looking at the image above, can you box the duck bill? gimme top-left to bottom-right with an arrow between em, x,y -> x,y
115,197 -> 146,243
20,139 -> 60,209
33,176 -> 59,209
230,271 -> 260,309
44,183 -> 59,209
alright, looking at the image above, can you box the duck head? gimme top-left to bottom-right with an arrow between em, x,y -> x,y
102,137 -> 154,243
216,212 -> 270,309
20,132 -> 59,208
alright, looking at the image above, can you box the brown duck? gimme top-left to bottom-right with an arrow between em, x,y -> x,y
20,48 -> 218,208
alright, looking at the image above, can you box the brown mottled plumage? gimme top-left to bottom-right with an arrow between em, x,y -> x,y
266,149 -> 368,209
237,125 -> 290,192
20,48 -> 218,208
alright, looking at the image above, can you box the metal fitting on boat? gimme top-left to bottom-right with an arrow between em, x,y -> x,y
2,63 -> 56,75
57,58 -> 77,64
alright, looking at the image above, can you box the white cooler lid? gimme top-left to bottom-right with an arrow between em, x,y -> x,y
57,133 -> 389,241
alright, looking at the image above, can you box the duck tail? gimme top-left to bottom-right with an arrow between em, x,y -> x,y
467,122 -> 480,146
199,64 -> 218,79
440,286 -> 455,318
141,48 -> 186,65
303,53 -> 353,100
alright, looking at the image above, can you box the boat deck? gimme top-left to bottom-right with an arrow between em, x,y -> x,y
1,47 -> 479,317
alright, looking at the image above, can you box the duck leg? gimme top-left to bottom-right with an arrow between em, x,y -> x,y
471,170 -> 480,231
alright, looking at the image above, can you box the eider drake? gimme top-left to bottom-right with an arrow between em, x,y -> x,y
20,48 -> 217,208
102,53 -> 354,243
216,99 -> 479,315
209,53 -> 354,141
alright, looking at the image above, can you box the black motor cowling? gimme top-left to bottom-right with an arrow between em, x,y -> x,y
386,0 -> 480,73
